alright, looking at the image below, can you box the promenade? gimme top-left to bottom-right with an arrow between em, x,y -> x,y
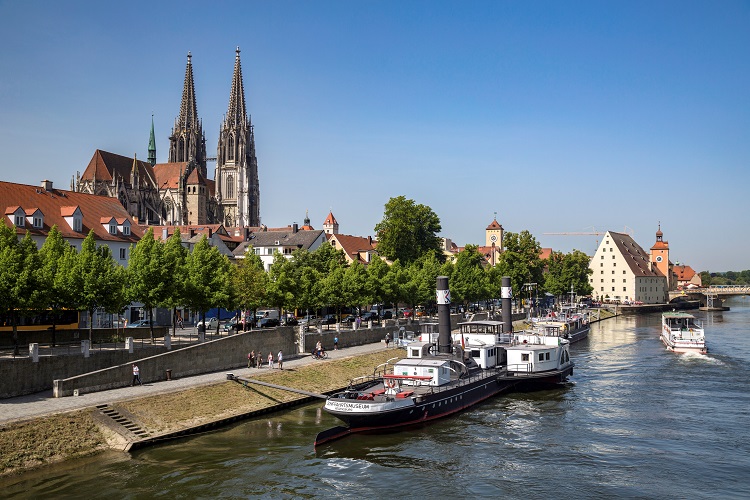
0,341 -> 388,425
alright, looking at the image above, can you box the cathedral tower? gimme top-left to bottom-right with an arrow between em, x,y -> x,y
169,52 -> 207,177
215,47 -> 260,228
148,115 -> 156,166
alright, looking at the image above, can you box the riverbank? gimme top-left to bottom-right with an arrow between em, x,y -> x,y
0,348 -> 395,477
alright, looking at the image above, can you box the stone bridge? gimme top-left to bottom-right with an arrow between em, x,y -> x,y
668,285 -> 749,309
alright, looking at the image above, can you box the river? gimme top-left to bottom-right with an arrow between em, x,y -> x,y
3,297 -> 750,499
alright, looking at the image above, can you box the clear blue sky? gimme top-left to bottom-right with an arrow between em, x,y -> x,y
1,1 -> 748,272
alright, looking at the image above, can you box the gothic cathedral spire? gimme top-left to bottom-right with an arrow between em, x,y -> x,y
215,47 -> 260,228
169,52 -> 207,177
148,114 -> 156,166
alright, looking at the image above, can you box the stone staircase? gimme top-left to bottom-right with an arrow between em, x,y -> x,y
94,404 -> 150,440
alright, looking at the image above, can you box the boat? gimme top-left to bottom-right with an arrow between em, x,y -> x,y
315,318 -> 574,446
661,312 -> 707,354
531,309 -> 590,344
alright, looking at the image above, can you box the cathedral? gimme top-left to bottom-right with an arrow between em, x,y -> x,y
74,49 -> 260,228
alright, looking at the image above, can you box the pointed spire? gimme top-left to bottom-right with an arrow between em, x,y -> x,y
178,52 -> 199,129
148,114 -> 157,166
226,46 -> 248,126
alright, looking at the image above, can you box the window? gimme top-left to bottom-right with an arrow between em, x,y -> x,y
123,225 -> 130,236
612,270 -> 615,274
623,287 -> 627,292
546,352 -> 550,360
33,217 -> 43,228
74,218 -> 82,232
227,174 -> 234,199
119,248 -> 126,260
228,135 -> 235,161
600,270 -> 603,274
601,255 -> 604,260
623,270 -> 626,274
623,279 -> 626,283
601,279 -> 604,283
612,287 -> 615,292
612,255 -> 615,259
538,353 -> 544,361
613,262 -> 616,267
600,263 -> 603,267
14,215 -> 24,227
521,353 -> 529,362
109,224 -> 117,235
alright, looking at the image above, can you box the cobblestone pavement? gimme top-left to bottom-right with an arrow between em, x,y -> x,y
0,342 -> 395,425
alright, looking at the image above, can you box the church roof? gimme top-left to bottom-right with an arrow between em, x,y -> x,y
81,150 -> 157,189
486,218 -> 503,230
674,265 -> 697,281
1,180 -> 142,243
153,162 -> 187,190
324,211 -> 338,225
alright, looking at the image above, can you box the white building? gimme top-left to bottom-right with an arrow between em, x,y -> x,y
589,230 -> 667,304
232,224 -> 327,271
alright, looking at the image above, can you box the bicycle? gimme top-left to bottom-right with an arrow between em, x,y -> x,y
311,350 -> 328,360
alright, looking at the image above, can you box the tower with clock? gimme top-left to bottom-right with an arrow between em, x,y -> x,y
650,223 -> 672,289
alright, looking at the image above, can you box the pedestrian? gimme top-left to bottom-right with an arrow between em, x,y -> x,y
334,336 -> 339,350
277,350 -> 283,370
248,350 -> 255,369
177,316 -> 184,329
355,316 -> 361,329
256,350 -> 262,368
385,332 -> 390,348
268,351 -> 274,369
131,363 -> 142,386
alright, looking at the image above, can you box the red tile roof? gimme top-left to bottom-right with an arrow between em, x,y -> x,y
673,265 -> 696,281
486,219 -> 503,230
153,162 -> 188,190
1,180 -> 143,243
81,150 -> 157,188
324,211 -> 338,225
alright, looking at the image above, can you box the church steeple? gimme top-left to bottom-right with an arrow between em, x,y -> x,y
148,114 -> 156,166
215,47 -> 260,228
169,51 -> 207,176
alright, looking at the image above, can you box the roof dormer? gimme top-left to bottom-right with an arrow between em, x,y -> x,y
116,217 -> 131,236
6,206 -> 25,227
25,208 -> 44,229
61,206 -> 83,233
101,216 -> 118,235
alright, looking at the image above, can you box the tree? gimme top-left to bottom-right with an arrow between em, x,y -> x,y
37,226 -> 72,346
342,261 -> 369,314
184,236 -> 232,333
127,228 -> 169,342
451,245 -> 488,307
374,196 -> 442,264
0,226 -> 38,355
70,231 -> 122,343
544,250 -> 593,299
234,248 -> 269,326
162,229 -> 189,335
494,230 -> 544,300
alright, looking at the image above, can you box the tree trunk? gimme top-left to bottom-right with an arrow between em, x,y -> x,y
88,307 -> 94,343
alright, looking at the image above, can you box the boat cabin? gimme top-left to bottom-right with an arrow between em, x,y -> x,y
455,320 -> 512,347
466,344 -> 504,369
418,322 -> 440,343
663,312 -> 702,332
506,342 -> 570,374
393,344 -> 452,386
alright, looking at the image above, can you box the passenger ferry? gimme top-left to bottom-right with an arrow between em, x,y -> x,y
660,312 -> 707,354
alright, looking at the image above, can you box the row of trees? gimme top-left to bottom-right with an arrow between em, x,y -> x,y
1,201 -> 592,352
700,270 -> 750,286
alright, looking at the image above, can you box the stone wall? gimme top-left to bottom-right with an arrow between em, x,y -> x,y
0,327 -> 166,347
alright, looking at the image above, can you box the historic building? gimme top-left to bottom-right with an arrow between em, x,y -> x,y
215,48 -> 260,228
74,49 -> 259,228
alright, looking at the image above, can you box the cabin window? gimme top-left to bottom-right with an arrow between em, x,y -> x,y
522,353 -> 529,362
410,349 -> 420,357
538,353 -> 544,361
546,352 -> 550,360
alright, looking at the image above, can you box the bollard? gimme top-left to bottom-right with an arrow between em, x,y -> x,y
29,343 -> 39,363
164,333 -> 171,350
335,322 -> 341,333
125,337 -> 134,353
318,324 -> 323,334
368,320 -> 373,329
198,331 -> 205,343
81,339 -> 90,358
166,369 -> 172,381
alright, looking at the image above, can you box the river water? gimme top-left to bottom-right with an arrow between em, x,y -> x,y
4,297 -> 750,499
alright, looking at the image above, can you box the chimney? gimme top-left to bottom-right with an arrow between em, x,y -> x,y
208,228 -> 212,237
292,223 -> 298,233
162,228 -> 168,240
41,180 -> 53,191
368,236 -> 372,245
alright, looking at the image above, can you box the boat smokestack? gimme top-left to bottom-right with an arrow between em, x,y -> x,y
502,276 -> 513,334
436,276 -> 452,353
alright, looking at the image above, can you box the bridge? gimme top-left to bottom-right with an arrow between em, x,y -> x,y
668,285 -> 749,309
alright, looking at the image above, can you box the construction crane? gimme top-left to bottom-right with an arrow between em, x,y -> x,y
543,227 -> 634,250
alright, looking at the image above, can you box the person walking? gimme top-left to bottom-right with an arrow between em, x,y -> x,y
385,332 -> 391,348
257,350 -> 262,368
268,351 -> 274,369
131,363 -> 142,386
248,350 -> 255,369
334,336 -> 339,350
277,350 -> 283,370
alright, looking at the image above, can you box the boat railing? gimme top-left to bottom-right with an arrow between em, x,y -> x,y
507,363 -> 533,374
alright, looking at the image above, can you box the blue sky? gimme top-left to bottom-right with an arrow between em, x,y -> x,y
1,1 -> 748,272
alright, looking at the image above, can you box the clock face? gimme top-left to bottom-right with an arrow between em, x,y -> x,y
656,256 -> 663,262
490,235 -> 497,242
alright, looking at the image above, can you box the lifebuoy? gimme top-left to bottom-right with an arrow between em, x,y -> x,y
385,379 -> 396,389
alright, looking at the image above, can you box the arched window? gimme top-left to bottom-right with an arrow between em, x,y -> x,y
228,135 -> 235,161
227,174 -> 234,199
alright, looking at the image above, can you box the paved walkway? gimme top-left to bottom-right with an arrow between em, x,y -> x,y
0,342 -> 392,425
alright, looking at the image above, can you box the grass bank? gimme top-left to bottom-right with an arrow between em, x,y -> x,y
0,349 -> 398,477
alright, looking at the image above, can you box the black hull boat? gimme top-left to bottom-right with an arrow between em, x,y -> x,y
315,337 -> 573,446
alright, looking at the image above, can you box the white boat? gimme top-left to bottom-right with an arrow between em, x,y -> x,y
661,312 -> 707,354
530,310 -> 590,343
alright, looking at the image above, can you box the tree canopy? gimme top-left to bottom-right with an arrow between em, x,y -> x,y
374,196 -> 442,264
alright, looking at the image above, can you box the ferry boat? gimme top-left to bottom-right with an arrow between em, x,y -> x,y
315,320 -> 573,446
661,312 -> 707,354
531,311 -> 590,344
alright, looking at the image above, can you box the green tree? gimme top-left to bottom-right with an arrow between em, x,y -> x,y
37,226 -> 71,346
495,230 -> 544,300
127,228 -> 168,342
267,252 -> 295,316
161,229 -> 189,335
374,196 -> 442,264
451,245 -> 488,307
342,260 -> 369,315
234,248 -> 269,325
71,231 -> 122,343
184,236 -> 232,332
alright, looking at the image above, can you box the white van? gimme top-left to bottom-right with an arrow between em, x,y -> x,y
256,309 -> 279,321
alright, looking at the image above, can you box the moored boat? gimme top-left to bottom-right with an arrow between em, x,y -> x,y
531,311 -> 590,343
661,312 -> 707,354
315,276 -> 574,446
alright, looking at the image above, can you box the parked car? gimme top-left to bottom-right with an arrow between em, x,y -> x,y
381,311 -> 393,319
222,319 -> 241,332
126,319 -> 151,328
282,316 -> 298,326
361,311 -> 379,322
299,315 -> 317,325
321,314 -> 338,325
341,315 -> 357,324
196,317 -> 219,329
400,308 -> 413,318
258,317 -> 280,328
